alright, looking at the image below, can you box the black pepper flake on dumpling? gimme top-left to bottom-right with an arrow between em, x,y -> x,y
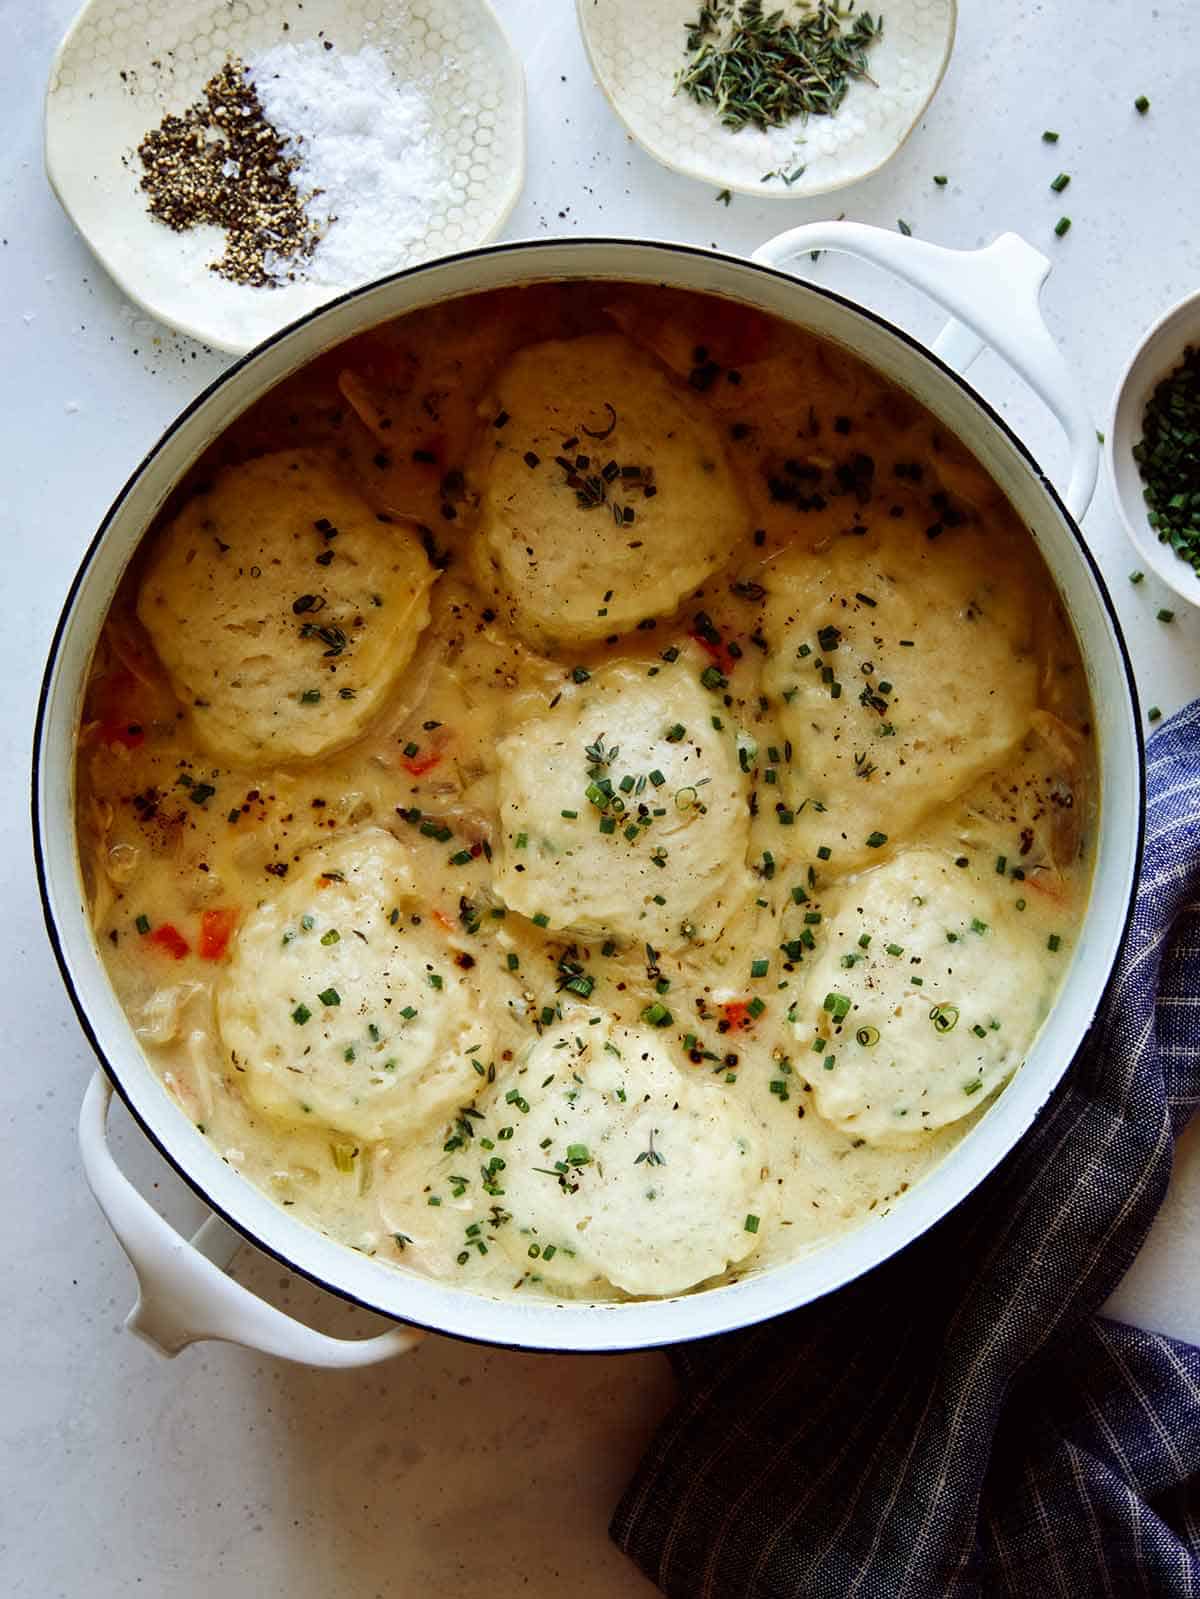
137,450 -> 437,764
470,333 -> 750,644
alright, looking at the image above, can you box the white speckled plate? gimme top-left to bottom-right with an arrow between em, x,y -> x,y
45,0 -> 526,354
577,0 -> 955,199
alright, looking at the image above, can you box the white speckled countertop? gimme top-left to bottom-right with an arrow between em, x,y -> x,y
3,1 -> 1199,1592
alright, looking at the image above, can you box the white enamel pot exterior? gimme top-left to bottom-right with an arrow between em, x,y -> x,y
35,228 -> 1144,1365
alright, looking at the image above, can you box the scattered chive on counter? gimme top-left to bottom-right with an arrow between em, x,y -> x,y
1134,344 -> 1200,574
1042,129 -> 1060,142
1054,216 -> 1072,237
1148,706 -> 1162,723
1050,172 -> 1071,192
1135,95 -> 1150,114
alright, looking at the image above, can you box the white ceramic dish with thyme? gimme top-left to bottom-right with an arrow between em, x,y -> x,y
577,0 -> 955,199
1107,288 -> 1200,611
44,0 -> 526,355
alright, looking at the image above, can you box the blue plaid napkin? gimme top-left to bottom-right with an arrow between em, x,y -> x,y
613,703 -> 1200,1598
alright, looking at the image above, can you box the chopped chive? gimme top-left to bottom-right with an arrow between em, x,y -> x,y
506,952 -> 519,971
1148,706 -> 1162,723
744,1214 -> 760,1234
291,1003 -> 311,1025
1129,570 -> 1144,584
1054,216 -> 1072,237
750,958 -> 770,979
1050,172 -> 1071,193
1157,608 -> 1175,623
1042,129 -> 1059,142
135,914 -> 151,935
317,987 -> 339,1007
865,831 -> 888,849
642,1001 -> 673,1027
1135,94 -> 1150,114
886,943 -> 904,957
532,912 -> 550,928
823,991 -> 851,1022
1048,933 -> 1062,952
933,174 -> 948,186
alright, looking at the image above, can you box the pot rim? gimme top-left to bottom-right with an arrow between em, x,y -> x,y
33,235 -> 1146,1353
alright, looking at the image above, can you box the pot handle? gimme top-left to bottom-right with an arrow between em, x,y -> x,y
79,1072 -> 423,1367
752,223 -> 1098,521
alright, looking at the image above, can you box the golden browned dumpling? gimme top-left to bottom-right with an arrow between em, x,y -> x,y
762,524 -> 1038,873
472,333 -> 749,643
138,450 -> 435,763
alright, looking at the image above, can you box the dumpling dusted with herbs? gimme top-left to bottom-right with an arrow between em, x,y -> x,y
492,661 -> 749,947
217,829 -> 487,1142
490,1021 -> 768,1296
137,450 -> 436,764
471,333 -> 749,644
793,850 -> 1049,1145
761,522 -> 1038,874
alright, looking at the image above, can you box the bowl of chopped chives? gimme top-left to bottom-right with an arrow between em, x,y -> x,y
1107,288 -> 1200,608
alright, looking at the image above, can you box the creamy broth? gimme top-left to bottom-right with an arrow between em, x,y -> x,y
76,283 -> 1095,1303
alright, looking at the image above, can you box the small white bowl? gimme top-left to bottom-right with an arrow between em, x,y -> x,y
1107,288 -> 1200,610
577,0 -> 955,200
44,0 -> 526,355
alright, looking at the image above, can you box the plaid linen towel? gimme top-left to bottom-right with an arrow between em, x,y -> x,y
613,703 -> 1200,1598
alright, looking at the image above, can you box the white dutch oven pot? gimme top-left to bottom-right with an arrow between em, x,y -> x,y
35,224 -> 1143,1367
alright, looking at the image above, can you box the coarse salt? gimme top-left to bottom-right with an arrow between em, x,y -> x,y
248,41 -> 446,287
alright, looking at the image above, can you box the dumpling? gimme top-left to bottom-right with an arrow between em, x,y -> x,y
792,849 -> 1051,1145
492,660 -> 749,946
138,450 -> 436,764
761,524 -> 1038,873
491,1021 -> 767,1296
471,333 -> 749,644
217,829 -> 487,1141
